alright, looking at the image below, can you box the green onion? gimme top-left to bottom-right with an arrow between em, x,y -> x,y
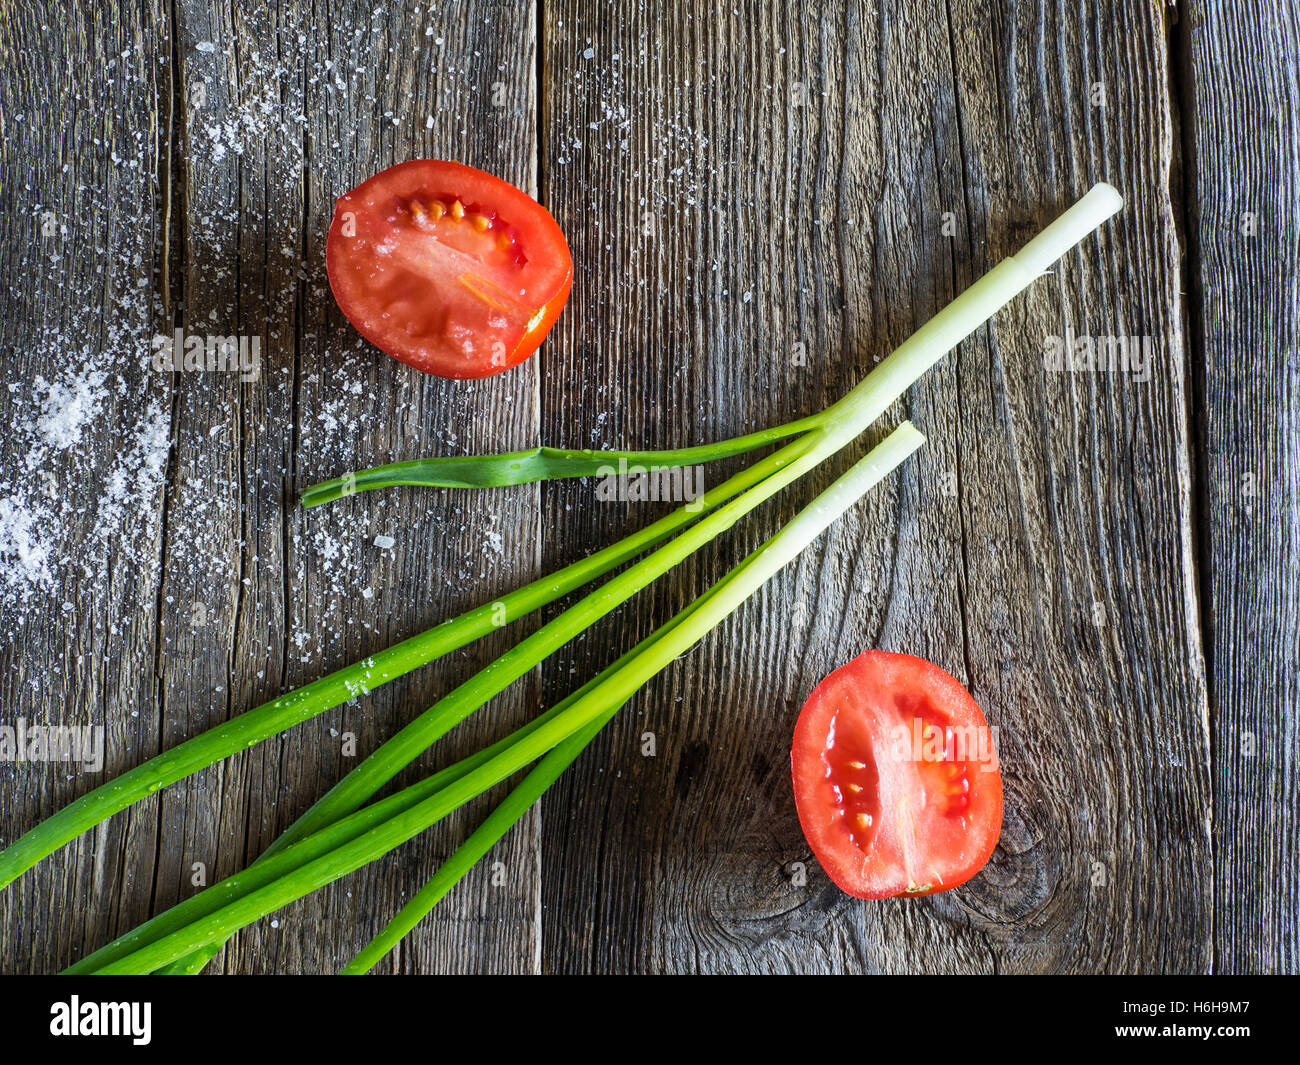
80,424 -> 924,975
300,416 -> 824,507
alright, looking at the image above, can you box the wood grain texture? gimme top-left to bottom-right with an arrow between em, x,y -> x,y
0,0 -> 174,974
538,0 -> 1212,974
1180,0 -> 1300,975
161,0 -> 542,979
0,0 -> 543,974
0,0 -> 1292,976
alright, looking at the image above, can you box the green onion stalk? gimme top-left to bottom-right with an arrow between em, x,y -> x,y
0,183 -> 1122,973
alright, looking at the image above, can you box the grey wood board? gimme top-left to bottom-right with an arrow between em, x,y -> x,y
1179,0 -> 1300,976
536,0 -> 1212,974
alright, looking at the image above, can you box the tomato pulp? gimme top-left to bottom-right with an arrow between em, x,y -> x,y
791,650 -> 1002,899
325,160 -> 573,379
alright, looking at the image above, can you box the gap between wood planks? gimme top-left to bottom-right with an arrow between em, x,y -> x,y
1164,0 -> 1218,974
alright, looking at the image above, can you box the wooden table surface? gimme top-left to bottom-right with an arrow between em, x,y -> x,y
0,0 -> 1295,975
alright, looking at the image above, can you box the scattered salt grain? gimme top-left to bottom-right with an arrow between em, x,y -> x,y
33,372 -> 107,454
1,362 -> 170,619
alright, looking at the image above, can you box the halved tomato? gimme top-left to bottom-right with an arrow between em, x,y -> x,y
325,160 -> 572,379
791,650 -> 1002,899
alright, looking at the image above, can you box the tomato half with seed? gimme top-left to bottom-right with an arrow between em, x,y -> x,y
325,160 -> 572,379
791,650 -> 1002,899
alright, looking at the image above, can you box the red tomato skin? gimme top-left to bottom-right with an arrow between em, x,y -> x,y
791,650 -> 1003,900
325,160 -> 572,380
510,272 -> 572,376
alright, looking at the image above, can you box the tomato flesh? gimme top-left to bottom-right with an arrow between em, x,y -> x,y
325,160 -> 572,379
791,650 -> 1002,899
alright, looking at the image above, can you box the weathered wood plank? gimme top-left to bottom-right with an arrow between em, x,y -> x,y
0,0 -> 174,974
0,0 -> 543,974
1180,0 -> 1300,974
938,0 -> 1209,974
161,0 -> 542,975
538,0 -> 1211,973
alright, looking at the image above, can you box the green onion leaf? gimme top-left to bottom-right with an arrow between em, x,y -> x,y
300,417 -> 823,507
